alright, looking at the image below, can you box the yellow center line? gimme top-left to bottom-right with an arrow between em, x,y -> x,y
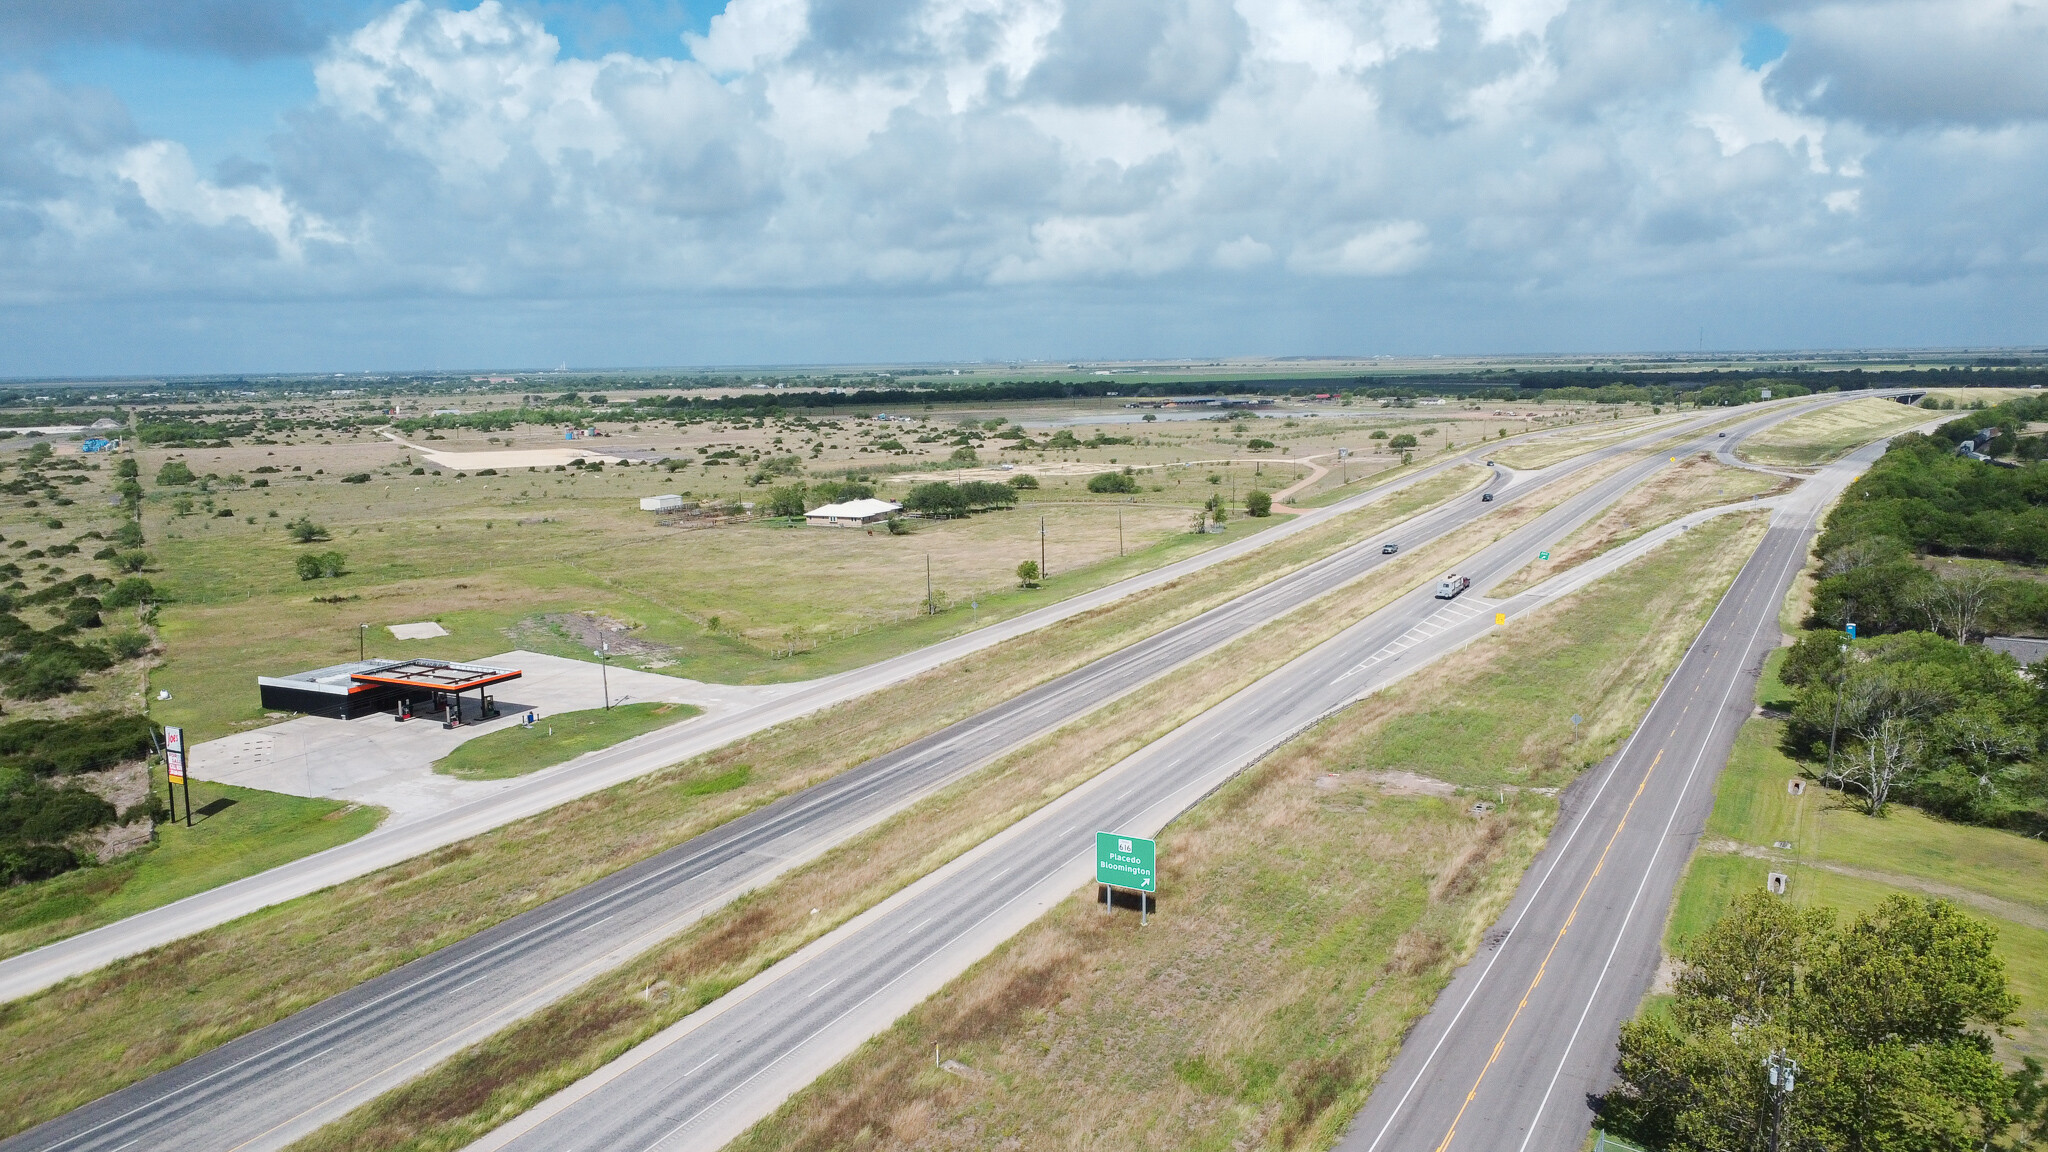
1433,739 -> 1674,1152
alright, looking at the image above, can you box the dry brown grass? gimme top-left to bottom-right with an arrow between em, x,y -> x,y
1,467 -> 1498,1141
1490,454 -> 1784,596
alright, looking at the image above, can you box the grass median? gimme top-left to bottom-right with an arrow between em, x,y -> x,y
1736,396 -> 1937,467
433,703 -> 703,780
0,465 -> 1493,1140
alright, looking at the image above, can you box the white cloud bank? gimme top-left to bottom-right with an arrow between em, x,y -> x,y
2,0 -> 2046,351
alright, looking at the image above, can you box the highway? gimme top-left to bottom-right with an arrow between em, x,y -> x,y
1332,434 -> 1885,1152
0,403 -> 1798,1152
462,414 -> 1823,1152
0,422 -> 1543,1005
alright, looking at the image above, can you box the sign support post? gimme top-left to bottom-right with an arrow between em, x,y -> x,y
164,725 -> 189,827
1095,831 -> 1157,926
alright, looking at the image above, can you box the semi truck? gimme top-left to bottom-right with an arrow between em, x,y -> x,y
1435,573 -> 1471,599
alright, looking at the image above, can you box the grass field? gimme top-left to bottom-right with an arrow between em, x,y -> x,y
1661,697 -> 2048,1064
0,769 -> 382,961
434,703 -> 703,780
0,464 -> 1501,1141
719,497 -> 1767,1152
1492,454 -> 1783,596
1736,397 -> 1939,466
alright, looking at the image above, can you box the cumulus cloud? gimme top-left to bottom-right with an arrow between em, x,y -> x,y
3,0 -> 2047,334
1759,0 -> 2048,130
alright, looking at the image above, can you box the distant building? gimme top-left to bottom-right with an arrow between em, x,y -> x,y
640,494 -> 684,512
805,498 -> 903,527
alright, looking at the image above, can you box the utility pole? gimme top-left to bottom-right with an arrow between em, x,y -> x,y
1765,1049 -> 1798,1152
595,641 -> 611,710
1828,628 -> 1852,781
1118,511 -> 1124,557
925,552 -> 933,615
358,623 -> 368,662
1040,516 -> 1047,581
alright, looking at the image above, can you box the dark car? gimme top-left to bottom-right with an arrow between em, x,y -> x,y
1481,492 -> 1495,502
1718,432 -> 1727,437
1382,542 -> 1399,554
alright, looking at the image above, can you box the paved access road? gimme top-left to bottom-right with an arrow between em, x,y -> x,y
1332,437 -> 1884,1152
1,402 -> 1792,1152
467,412 -> 1833,1152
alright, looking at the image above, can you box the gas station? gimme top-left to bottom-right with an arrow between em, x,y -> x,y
257,657 -> 523,725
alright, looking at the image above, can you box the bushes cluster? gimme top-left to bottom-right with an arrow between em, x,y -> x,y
1086,471 -> 1139,494
0,712 -> 156,777
295,551 -> 347,580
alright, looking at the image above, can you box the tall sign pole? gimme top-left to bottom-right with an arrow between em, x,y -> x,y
164,725 -> 190,827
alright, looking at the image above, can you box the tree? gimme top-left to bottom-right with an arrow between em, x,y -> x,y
154,460 -> 196,486
1245,437 -> 1275,451
1387,433 -> 1419,450
905,482 -> 969,518
1008,473 -> 1040,490
1205,493 -> 1228,523
1016,560 -> 1040,587
1087,471 -> 1139,494
1606,892 -> 2021,1152
765,483 -> 807,519
1245,489 -> 1272,517
1917,568 -> 1998,642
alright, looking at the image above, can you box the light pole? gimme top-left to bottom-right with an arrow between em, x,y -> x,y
358,623 -> 368,662
595,641 -> 611,710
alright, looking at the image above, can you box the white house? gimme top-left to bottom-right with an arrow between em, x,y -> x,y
805,498 -> 903,527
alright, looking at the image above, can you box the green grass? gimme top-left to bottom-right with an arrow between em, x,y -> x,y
1737,397 -> 1935,467
0,770 -> 383,961
1668,713 -> 2048,1063
433,702 -> 704,780
1755,646 -> 1795,711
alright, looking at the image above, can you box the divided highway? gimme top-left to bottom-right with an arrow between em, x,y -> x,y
467,413 -> 1834,1152
0,404 -> 1784,1152
1335,438 -> 1884,1152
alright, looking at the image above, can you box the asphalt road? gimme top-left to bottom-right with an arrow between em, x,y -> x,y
467,414 -> 1829,1152
0,403 -> 1783,1152
1332,439 -> 1883,1152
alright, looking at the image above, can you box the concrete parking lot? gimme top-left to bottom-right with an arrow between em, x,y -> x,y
193,651 -> 800,822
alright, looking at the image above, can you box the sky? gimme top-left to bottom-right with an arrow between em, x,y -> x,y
1,0 -> 2045,375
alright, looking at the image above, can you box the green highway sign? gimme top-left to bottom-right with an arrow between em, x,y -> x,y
1539,550 -> 1550,560
1096,831 -> 1156,893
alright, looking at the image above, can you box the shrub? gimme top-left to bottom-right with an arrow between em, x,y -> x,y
1008,474 -> 1039,489
341,473 -> 371,484
63,598 -> 102,629
949,446 -> 979,464
1016,560 -> 1041,587
113,550 -> 151,573
1087,471 -> 1139,494
115,458 -> 139,478
154,460 -> 196,486
105,631 -> 151,660
1245,438 -> 1275,451
92,546 -> 118,560
114,522 -> 144,548
249,478 -> 268,487
0,712 -> 156,775
886,516 -> 910,535
1245,489 -> 1273,517
1370,429 -> 1388,439
103,577 -> 155,608
286,515 -> 329,543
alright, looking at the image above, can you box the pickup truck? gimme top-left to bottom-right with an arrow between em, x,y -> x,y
1435,573 -> 1471,599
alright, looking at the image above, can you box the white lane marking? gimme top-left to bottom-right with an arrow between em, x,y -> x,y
805,978 -> 837,998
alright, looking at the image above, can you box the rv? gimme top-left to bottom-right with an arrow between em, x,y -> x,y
1435,574 -> 1471,599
